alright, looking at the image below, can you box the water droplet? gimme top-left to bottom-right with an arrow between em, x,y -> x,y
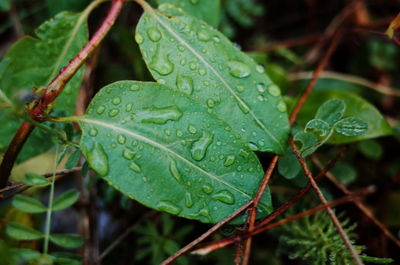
199,69 -> 206,76
257,95 -> 266,101
112,97 -> 121,105
212,190 -> 235,204
135,32 -> 144,44
185,192 -> 193,207
277,100 -> 287,112
164,129 -> 171,136
188,125 -> 197,134
176,130 -> 183,137
169,159 -> 182,183
178,45 -> 185,51
129,161 -> 142,173
96,105 -> 105,114
190,0 -> 198,4
123,147 -> 135,160
176,75 -> 193,95
257,83 -> 266,93
191,131 -> 213,161
256,64 -> 265,73
109,109 -> 120,117
239,149 -> 250,158
197,29 -> 210,41
140,106 -> 183,124
129,84 -> 140,91
157,201 -> 181,215
202,183 -> 213,194
89,128 -> 98,137
224,155 -> 235,167
248,142 -> 259,151
207,98 -> 218,108
86,143 -> 108,176
213,36 -> 220,43
268,84 -> 281,96
189,61 -> 197,70
149,45 -> 174,76
125,103 -> 133,112
146,27 -> 162,42
227,60 -> 251,78
199,206 -> 211,222
236,85 -> 244,92
238,102 -> 250,114
180,59 -> 186,65
117,135 -> 126,144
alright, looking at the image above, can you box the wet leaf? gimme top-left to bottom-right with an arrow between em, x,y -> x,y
0,11 -> 88,162
79,81 -> 272,224
334,117 -> 368,136
305,119 -> 331,137
136,4 -> 289,154
315,98 -> 345,126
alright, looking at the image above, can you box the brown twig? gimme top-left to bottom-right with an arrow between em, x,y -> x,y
0,0 -> 126,188
191,188 -> 373,255
289,139 -> 363,265
312,156 -> 400,248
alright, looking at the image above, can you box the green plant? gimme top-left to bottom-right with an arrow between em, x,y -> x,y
0,0 -> 398,264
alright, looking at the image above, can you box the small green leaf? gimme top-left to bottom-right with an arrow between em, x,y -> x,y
315,98 -> 345,126
65,149 -> 81,170
52,189 -> 80,211
49,234 -> 84,248
0,0 -> 10,12
305,119 -> 330,136
331,162 -> 357,185
136,4 -> 289,154
52,252 -> 82,265
357,140 -> 383,160
79,81 -> 272,224
11,248 -> 42,262
155,0 -> 221,27
278,147 -> 301,180
12,194 -> 47,214
334,117 -> 368,136
6,222 -> 43,240
293,131 -> 319,157
22,173 -> 51,187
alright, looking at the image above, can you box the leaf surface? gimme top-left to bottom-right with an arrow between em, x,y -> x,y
135,4 -> 289,154
6,222 -> 43,240
79,81 -> 272,223
0,12 -> 88,162
12,195 -> 47,214
155,0 -> 221,27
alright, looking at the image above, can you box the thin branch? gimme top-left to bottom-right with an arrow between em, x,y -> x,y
312,156 -> 400,248
288,70 -> 400,97
289,139 -> 364,265
0,0 -> 126,188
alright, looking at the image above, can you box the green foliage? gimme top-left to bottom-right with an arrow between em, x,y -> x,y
0,11 -> 88,162
275,212 -> 394,265
12,194 -> 48,214
22,173 -> 51,187
79,81 -> 272,224
52,189 -> 80,211
49,234 -> 84,248
6,222 -> 44,240
136,3 -> 289,154
155,0 -> 221,27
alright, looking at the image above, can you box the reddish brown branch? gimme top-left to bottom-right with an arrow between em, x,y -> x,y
312,156 -> 400,248
289,139 -> 363,265
0,0 -> 125,188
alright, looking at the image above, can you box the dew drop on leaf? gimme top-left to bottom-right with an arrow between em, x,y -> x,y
238,102 -> 250,114
202,183 -> 214,194
86,143 -> 109,176
122,147 -> 135,160
108,109 -> 120,117
223,155 -> 236,167
256,64 -> 265,73
197,29 -> 210,41
112,97 -> 121,105
169,159 -> 182,183
188,125 -> 197,134
129,161 -> 142,173
176,75 -> 194,95
157,201 -> 181,215
140,106 -> 183,124
185,192 -> 194,208
135,32 -> 144,44
96,105 -> 105,114
268,84 -> 281,97
149,45 -> 174,76
146,27 -> 162,42
117,134 -> 126,144
257,83 -> 266,93
190,131 -> 213,161
227,60 -> 251,78
89,128 -> 98,137
212,190 -> 235,204
277,100 -> 287,112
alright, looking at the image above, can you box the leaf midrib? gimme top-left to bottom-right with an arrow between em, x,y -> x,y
144,8 -> 283,152
79,116 -> 268,211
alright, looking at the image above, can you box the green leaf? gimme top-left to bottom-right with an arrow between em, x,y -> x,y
6,222 -> 43,240
315,98 -> 345,126
52,252 -> 82,265
52,189 -> 80,211
331,162 -> 357,185
357,139 -> 383,160
11,248 -> 42,262
305,119 -> 330,137
288,90 -> 393,144
0,0 -> 10,12
293,131 -> 319,157
334,117 -> 368,136
0,11 -> 88,162
79,81 -> 272,224
12,194 -> 48,214
65,149 -> 81,170
278,147 -> 301,180
22,173 -> 51,187
155,0 -> 221,27
135,4 -> 289,154
49,234 -> 84,248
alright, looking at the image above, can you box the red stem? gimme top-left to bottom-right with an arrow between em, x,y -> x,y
0,0 -> 125,188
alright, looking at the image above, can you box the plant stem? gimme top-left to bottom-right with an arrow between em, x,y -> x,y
0,0 -> 126,188
290,138 -> 364,265
43,145 -> 59,254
